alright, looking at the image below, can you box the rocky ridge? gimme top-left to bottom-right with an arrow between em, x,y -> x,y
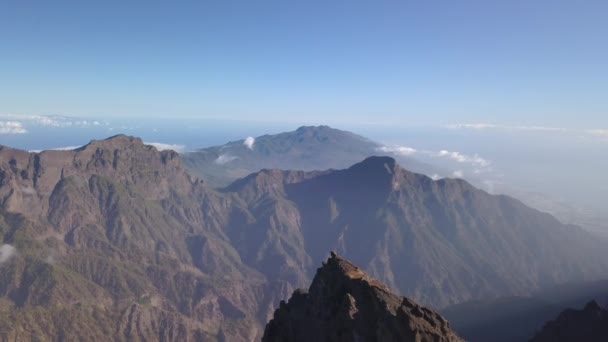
263,252 -> 463,342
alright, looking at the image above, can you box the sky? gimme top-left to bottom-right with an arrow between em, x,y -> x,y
0,1 -> 607,229
1,0 -> 607,127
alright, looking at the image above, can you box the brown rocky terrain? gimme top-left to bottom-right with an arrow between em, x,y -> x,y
1,135 -> 608,340
263,252 -> 464,342
0,135 -> 275,341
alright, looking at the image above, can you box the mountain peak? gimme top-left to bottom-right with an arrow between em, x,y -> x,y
263,252 -> 463,342
81,134 -> 145,150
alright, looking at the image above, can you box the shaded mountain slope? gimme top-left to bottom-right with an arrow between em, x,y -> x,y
225,156 -> 608,308
262,252 -> 463,342
183,125 -> 435,188
442,279 -> 608,342
530,300 -> 608,342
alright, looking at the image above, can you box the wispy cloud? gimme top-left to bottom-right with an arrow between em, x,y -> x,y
0,244 -> 16,264
29,145 -> 84,153
447,123 -> 570,132
376,145 -> 417,156
0,121 -> 27,134
215,154 -> 238,165
0,114 -> 110,133
378,144 -> 493,175
243,136 -> 255,150
452,170 -> 464,178
447,122 -> 608,141
589,129 -> 608,137
145,142 -> 186,153
437,150 -> 491,167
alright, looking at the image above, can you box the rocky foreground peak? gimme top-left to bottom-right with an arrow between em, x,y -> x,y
530,300 -> 608,342
262,252 -> 464,342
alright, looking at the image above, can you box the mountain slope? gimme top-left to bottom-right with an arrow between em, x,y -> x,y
0,135 -> 278,341
1,136 -> 608,340
262,252 -> 463,342
442,280 -> 608,342
225,156 -> 608,308
183,125 -> 435,187
530,301 -> 608,342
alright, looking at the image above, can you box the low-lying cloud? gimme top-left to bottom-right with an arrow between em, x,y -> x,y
377,145 -> 417,156
145,142 -> 186,153
447,122 -> 608,141
215,154 -> 238,165
437,150 -> 491,167
447,123 -> 568,132
0,121 -> 27,134
243,136 -> 255,150
0,244 -> 16,264
452,170 -> 464,178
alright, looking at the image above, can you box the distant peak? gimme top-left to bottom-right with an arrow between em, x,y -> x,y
295,125 -> 333,132
82,135 -> 145,150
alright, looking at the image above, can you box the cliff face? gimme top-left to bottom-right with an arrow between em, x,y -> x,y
0,135 -> 269,341
263,252 -> 464,342
530,301 -> 608,342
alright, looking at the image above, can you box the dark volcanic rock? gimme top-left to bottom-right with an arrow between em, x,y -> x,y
262,253 -> 463,342
529,300 -> 608,342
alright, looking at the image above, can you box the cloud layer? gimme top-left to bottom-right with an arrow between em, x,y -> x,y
377,145 -> 417,156
447,122 -> 608,140
0,121 -> 27,134
215,154 -> 238,165
145,142 -> 186,153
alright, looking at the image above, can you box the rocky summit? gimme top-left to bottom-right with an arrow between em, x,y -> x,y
262,252 -> 464,342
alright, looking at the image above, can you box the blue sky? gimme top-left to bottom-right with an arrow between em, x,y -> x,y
1,0 -> 607,127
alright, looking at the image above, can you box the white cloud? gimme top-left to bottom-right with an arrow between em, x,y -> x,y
0,114 -> 110,129
452,170 -> 464,178
145,142 -> 186,153
377,145 -> 417,156
447,123 -> 569,133
29,145 -> 83,153
430,174 -> 441,181
447,123 -> 499,130
0,121 -> 27,134
215,154 -> 238,165
243,136 -> 255,150
0,244 -> 16,264
437,150 -> 491,167
589,129 -> 608,137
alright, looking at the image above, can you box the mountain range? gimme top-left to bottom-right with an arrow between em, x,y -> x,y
182,125 -> 438,188
0,134 -> 607,340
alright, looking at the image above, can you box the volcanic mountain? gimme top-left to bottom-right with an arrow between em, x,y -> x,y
1,135 -> 608,340
262,252 -> 463,342
225,156 -> 608,308
182,125 -> 437,188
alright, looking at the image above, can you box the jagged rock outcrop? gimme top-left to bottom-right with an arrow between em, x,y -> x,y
262,252 -> 463,342
530,300 -> 608,342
